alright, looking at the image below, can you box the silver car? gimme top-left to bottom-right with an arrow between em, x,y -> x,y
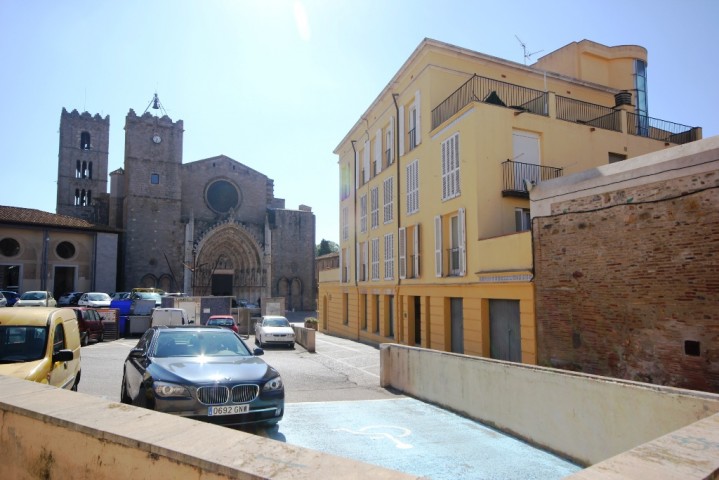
14,291 -> 57,307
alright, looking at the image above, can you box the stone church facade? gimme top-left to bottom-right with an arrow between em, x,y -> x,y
57,107 -> 315,311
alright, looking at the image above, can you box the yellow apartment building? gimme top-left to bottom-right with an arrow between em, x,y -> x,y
319,38 -> 701,364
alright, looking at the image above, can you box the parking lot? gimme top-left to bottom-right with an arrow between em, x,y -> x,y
79,329 -> 580,479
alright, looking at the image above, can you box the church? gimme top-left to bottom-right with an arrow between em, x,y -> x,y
56,100 -> 316,311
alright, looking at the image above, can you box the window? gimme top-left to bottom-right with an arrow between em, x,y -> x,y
400,224 -> 420,279
515,208 -> 531,232
435,209 -> 465,277
362,142 -> 370,184
370,187 -> 379,229
385,120 -> 394,166
359,242 -> 368,282
374,129 -> 382,175
408,106 -> 417,150
56,241 -> 76,259
441,133 -> 460,200
340,248 -> 349,283
635,59 -> 649,136
0,238 -> 20,257
384,233 -> 394,280
52,324 -> 66,355
340,162 -> 351,200
359,194 -> 367,233
371,238 -> 380,281
343,293 -> 349,325
341,206 -> 349,241
383,177 -> 394,224
151,173 -> 160,185
80,131 -> 91,150
406,160 -> 419,215
74,189 -> 91,206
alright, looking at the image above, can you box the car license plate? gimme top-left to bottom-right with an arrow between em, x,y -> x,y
208,404 -> 249,416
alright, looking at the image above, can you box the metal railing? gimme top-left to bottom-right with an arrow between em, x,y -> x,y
502,160 -> 563,198
626,113 -> 699,145
447,248 -> 460,276
408,128 -> 417,150
432,74 -> 548,129
556,96 -> 622,132
385,148 -> 392,166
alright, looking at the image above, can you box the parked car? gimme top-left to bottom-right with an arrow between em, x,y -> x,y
110,292 -> 130,301
207,315 -> 239,333
14,291 -> 57,307
255,315 -> 295,348
57,291 -> 83,306
120,326 -> 284,427
65,307 -> 104,346
0,292 -> 6,308
150,308 -> 190,327
77,292 -> 112,308
0,307 -> 81,390
0,291 -> 20,307
130,289 -> 163,308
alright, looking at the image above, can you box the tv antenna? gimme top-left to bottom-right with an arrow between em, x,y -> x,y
515,35 -> 543,65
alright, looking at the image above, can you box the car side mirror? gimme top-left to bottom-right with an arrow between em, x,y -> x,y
129,348 -> 146,358
53,349 -> 74,363
253,348 -> 264,356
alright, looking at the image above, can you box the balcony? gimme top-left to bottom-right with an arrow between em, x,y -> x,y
502,160 -> 563,198
431,74 -> 700,146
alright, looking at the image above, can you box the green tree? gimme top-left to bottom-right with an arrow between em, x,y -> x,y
316,239 -> 339,256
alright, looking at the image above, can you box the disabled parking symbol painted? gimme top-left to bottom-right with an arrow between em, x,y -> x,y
334,425 -> 413,449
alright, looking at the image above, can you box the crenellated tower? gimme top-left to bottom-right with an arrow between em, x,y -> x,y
56,108 -> 110,223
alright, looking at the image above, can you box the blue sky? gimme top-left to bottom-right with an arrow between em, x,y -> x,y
1,0 -> 717,244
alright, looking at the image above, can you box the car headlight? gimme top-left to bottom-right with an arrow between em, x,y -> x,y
153,382 -> 191,398
262,376 -> 283,392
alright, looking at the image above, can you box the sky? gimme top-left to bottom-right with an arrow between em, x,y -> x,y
1,0 -> 718,245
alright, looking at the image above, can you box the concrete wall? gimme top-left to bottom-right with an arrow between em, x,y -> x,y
0,375 -> 414,480
379,343 -> 719,467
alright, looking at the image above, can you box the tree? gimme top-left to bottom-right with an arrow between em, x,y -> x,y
316,239 -> 339,256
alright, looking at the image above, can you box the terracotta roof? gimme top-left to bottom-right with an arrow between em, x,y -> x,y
0,206 -> 119,232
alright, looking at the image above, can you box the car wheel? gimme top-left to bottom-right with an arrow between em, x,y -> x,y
289,342 -> 295,349
71,373 -> 81,392
99,332 -> 104,343
81,332 -> 89,347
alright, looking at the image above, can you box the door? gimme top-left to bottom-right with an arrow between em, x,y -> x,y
450,298 -> 463,354
211,274 -> 233,296
489,299 -> 522,362
512,131 -> 540,190
53,266 -> 75,300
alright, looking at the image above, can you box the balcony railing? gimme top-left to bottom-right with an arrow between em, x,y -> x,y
502,160 -> 563,198
448,247 -> 460,276
556,96 -> 622,132
431,74 -> 549,129
626,112 -> 700,144
385,148 -> 391,167
408,128 -> 417,150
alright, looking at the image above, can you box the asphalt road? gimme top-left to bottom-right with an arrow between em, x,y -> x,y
77,332 -> 581,479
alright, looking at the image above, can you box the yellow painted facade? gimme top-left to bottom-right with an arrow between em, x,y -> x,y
319,38 -> 701,363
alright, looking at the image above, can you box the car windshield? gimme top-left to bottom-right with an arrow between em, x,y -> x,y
88,293 -> 110,301
20,292 -> 46,300
0,326 -> 48,363
152,330 -> 251,358
133,292 -> 161,301
209,318 -> 233,326
264,318 -> 290,327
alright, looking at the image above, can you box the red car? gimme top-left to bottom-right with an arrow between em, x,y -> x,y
65,307 -> 105,346
206,315 -> 238,333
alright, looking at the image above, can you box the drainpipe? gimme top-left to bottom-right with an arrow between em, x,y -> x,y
392,93 -> 402,343
350,140 -> 358,287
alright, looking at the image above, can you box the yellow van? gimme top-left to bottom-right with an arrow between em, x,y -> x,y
0,308 -> 82,390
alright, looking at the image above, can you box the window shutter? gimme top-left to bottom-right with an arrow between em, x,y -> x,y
398,227 -> 406,279
363,140 -> 370,183
414,224 -> 420,278
398,105 -> 405,157
339,248 -> 344,283
363,241 -> 369,281
434,215 -> 443,277
414,90 -> 421,145
375,129 -> 382,174
458,208 -> 466,276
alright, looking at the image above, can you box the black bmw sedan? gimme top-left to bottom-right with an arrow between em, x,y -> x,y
121,325 -> 284,427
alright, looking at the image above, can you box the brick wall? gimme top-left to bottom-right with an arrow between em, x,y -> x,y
534,170 -> 719,392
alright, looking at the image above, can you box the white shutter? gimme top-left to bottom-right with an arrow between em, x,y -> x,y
375,129 -> 382,174
414,224 -> 420,278
398,227 -> 406,279
434,215 -> 443,277
363,140 -> 370,183
414,90 -> 421,145
458,208 -> 466,276
398,105 -> 405,157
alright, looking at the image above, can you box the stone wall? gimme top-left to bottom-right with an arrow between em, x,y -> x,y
533,148 -> 719,392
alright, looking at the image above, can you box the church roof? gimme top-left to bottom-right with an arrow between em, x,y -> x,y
0,205 -> 120,233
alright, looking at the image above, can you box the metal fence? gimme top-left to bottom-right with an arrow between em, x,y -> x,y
626,112 -> 699,144
556,96 -> 622,132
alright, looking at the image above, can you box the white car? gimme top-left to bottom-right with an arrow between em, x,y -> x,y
255,315 -> 295,348
78,292 -> 112,308
14,291 -> 57,307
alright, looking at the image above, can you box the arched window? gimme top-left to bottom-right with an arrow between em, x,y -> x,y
87,161 -> 93,179
81,161 -> 87,178
76,160 -> 82,178
80,131 -> 91,150
74,189 -> 80,205
87,190 -> 92,205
